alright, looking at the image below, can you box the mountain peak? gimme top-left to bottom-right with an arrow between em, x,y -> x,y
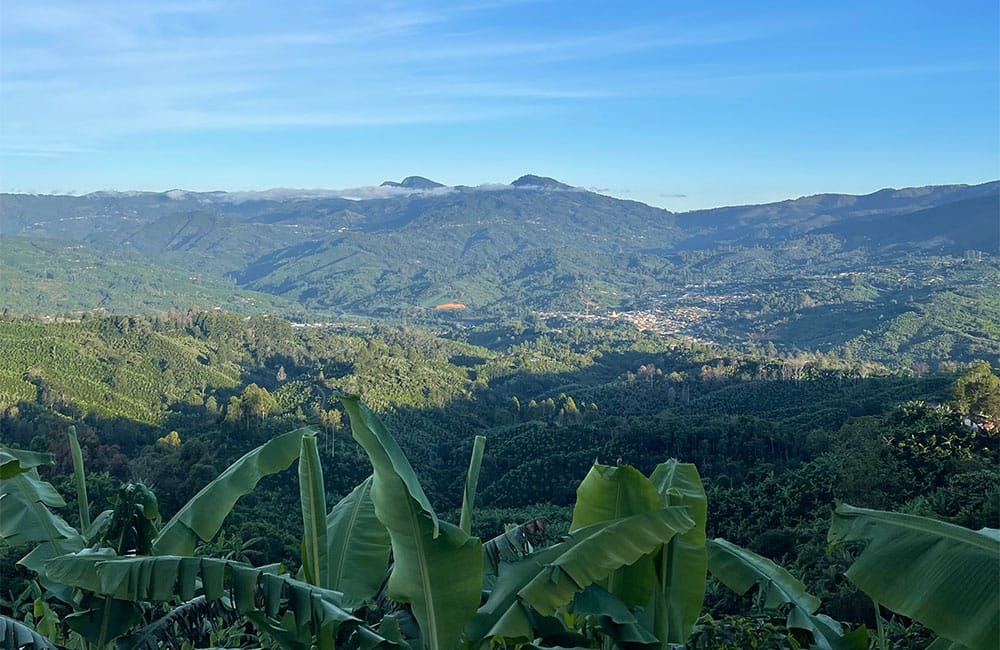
511,174 -> 574,190
380,176 -> 445,190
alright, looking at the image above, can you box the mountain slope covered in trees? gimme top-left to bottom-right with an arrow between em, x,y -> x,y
1,179 -> 997,366
1,311 -> 996,648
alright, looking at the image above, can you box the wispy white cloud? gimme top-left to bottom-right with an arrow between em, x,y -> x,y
1,0 -> 801,153
57,177 -> 588,201
3,0 -> 987,165
2,145 -> 102,158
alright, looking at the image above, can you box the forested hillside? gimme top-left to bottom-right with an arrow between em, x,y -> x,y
2,181 -> 997,364
0,236 -> 297,315
1,311 -> 996,648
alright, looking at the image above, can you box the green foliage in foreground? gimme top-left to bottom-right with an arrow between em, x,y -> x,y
828,504 -> 999,650
0,615 -> 57,650
1,312 -> 997,648
3,399 -> 997,650
707,539 -> 868,650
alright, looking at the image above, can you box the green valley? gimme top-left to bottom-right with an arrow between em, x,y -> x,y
1,180 -> 997,649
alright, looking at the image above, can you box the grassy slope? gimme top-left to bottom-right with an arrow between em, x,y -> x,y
0,318 -> 242,424
0,236 -> 298,316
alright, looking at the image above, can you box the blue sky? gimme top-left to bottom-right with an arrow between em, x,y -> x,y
1,0 -> 997,210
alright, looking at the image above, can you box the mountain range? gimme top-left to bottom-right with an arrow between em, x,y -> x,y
1,176 -> 997,362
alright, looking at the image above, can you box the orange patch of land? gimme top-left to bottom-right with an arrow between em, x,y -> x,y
434,302 -> 467,310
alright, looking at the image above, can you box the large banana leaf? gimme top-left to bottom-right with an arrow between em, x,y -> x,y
67,426 -> 91,530
65,597 -> 142,648
0,614 -> 58,650
0,466 -> 81,550
299,433 -> 328,587
470,543 -> 579,645
152,426 -> 316,555
339,394 -> 482,650
45,552 -> 358,635
647,460 -> 708,645
524,508 -> 695,616
468,508 -> 695,645
570,463 -> 661,607
0,447 -> 54,479
356,613 -> 412,650
326,476 -> 391,605
460,436 -> 486,535
707,538 -> 862,650
924,638 -> 972,650
117,596 -> 236,650
828,504 -> 1000,650
571,586 -> 659,646
483,519 -> 547,580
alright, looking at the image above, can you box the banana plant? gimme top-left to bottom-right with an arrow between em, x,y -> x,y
477,458 -> 861,650
0,446 -> 84,570
44,551 -> 360,650
8,406 -> 481,650
152,426 -> 317,556
460,435 -> 486,536
706,538 -> 868,650
6,400 -> 878,650
2,425 -> 317,571
569,463 -> 663,607
2,426 -> 359,649
1,445 -> 141,647
335,394 -> 718,650
7,429 -> 309,553
0,615 -> 57,650
647,460 -> 709,646
324,475 -> 391,607
460,459 -> 708,648
67,426 -> 91,531
338,394 -> 484,650
466,507 -> 697,645
828,503 -> 1000,650
482,518 -> 547,587
559,460 -> 709,647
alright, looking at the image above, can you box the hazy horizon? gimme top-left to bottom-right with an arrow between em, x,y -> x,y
4,176 -> 1000,214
